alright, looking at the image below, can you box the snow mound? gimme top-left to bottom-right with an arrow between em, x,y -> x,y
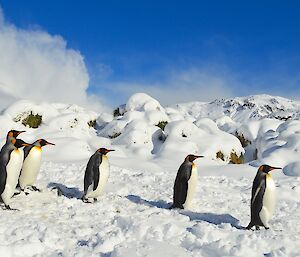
99,94 -> 243,161
237,119 -> 283,142
1,93 -> 300,169
0,100 -> 101,161
126,93 -> 164,112
283,162 -> 300,177
99,93 -> 170,156
256,120 -> 300,168
1,100 -> 98,139
159,119 -> 244,162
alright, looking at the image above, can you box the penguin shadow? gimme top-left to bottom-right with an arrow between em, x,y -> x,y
47,182 -> 83,200
180,210 -> 244,229
126,194 -> 170,209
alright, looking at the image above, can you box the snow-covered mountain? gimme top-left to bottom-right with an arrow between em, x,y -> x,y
0,93 -> 300,256
172,94 -> 300,123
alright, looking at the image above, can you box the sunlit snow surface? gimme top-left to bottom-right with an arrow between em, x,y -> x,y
0,162 -> 299,256
0,93 -> 300,256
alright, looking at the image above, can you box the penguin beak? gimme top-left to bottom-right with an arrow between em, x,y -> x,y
22,143 -> 31,147
269,166 -> 282,171
17,131 -> 26,135
194,155 -> 204,159
106,149 -> 115,154
46,141 -> 55,146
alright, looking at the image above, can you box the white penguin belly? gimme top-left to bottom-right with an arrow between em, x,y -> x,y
19,147 -> 42,189
183,164 -> 197,209
86,156 -> 110,198
2,149 -> 24,205
259,174 -> 276,227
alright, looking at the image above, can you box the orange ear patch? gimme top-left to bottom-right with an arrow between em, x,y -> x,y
259,166 -> 264,172
12,138 -> 16,145
8,132 -> 13,137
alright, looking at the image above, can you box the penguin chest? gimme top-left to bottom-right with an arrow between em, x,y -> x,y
2,149 -> 24,204
262,175 -> 276,214
19,147 -> 42,188
88,156 -> 110,198
258,174 -> 276,227
183,164 -> 198,209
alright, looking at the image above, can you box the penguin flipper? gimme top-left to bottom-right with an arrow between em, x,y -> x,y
93,164 -> 100,191
173,177 -> 189,208
250,176 -> 266,226
173,163 -> 191,208
83,153 -> 102,196
92,154 -> 102,190
0,164 -> 7,196
83,157 -> 95,195
177,179 -> 189,206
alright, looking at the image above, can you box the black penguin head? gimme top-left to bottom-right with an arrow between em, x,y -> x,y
14,139 -> 31,149
97,148 -> 115,155
37,139 -> 55,147
258,164 -> 282,173
185,154 -> 204,162
7,130 -> 25,140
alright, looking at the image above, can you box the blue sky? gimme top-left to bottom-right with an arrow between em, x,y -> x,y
1,0 -> 300,106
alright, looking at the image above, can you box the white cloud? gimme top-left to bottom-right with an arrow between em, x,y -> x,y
0,7 -> 107,111
105,68 -> 237,105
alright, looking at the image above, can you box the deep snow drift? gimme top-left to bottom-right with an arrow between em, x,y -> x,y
0,93 -> 299,256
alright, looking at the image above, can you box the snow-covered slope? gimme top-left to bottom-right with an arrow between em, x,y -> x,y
0,93 -> 299,256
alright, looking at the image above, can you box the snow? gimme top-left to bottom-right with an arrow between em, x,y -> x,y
173,94 -> 300,123
0,162 -> 299,256
283,162 -> 300,177
0,93 -> 300,256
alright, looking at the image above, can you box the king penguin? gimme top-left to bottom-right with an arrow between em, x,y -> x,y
0,138 -> 30,210
19,139 -> 55,192
170,154 -> 204,209
82,148 -> 115,203
246,164 -> 281,230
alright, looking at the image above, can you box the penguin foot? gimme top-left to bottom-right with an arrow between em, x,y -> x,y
264,226 -> 270,230
26,186 -> 41,192
81,194 -> 98,203
255,226 -> 260,231
21,186 -> 41,195
246,221 -> 255,230
3,205 -> 19,211
31,186 -> 41,192
82,197 -> 93,203
169,204 -> 184,209
13,191 -> 22,197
